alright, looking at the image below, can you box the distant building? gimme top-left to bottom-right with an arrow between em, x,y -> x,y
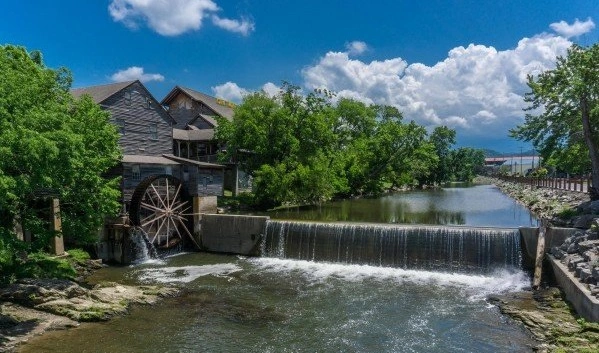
484,156 -> 541,175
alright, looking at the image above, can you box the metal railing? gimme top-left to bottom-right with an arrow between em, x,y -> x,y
497,175 -> 592,193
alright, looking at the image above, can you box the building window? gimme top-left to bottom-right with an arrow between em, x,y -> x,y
148,124 -> 158,140
123,91 -> 132,105
165,166 -> 172,175
116,118 -> 126,135
145,97 -> 152,109
132,165 -> 141,181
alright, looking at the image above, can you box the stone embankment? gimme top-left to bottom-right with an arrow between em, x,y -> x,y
0,262 -> 177,352
486,177 -> 599,352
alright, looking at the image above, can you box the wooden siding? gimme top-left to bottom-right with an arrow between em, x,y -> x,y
102,81 -> 173,156
122,163 -> 181,202
166,92 -> 217,129
186,167 -> 223,197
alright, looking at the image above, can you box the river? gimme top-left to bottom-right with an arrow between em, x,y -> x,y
19,183 -> 539,353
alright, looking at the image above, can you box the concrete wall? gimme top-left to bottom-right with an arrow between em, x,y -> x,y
549,255 -> 599,322
198,214 -> 268,256
519,227 -> 577,263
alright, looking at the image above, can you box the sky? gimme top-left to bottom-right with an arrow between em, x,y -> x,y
2,1 -> 598,152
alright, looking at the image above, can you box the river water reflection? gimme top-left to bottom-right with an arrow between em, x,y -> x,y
259,183 -> 538,227
18,183 -> 539,353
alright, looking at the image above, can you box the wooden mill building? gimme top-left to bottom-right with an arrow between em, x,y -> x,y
71,80 -> 225,206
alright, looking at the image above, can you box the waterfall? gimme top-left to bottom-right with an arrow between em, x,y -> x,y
130,227 -> 158,263
262,221 -> 522,273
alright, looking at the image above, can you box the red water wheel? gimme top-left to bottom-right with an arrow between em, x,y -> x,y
129,174 -> 196,249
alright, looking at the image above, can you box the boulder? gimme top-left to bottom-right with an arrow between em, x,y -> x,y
577,200 -> 599,214
573,214 -> 598,229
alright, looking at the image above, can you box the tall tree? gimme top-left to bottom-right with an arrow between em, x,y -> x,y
0,45 -> 121,249
511,44 -> 599,199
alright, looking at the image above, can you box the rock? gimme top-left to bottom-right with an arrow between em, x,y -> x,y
0,279 -> 89,306
566,255 -> 585,270
566,242 -> 579,254
582,250 -> 599,264
577,200 -> 599,214
593,267 -> 599,280
551,246 -> 566,259
573,214 -> 597,229
579,240 -> 599,253
575,262 -> 589,277
579,268 -> 595,284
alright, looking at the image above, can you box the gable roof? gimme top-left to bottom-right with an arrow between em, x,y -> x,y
161,86 -> 235,120
71,80 -> 136,104
71,80 -> 177,125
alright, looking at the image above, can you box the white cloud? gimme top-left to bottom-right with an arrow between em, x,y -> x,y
346,41 -> 368,56
212,81 -> 249,102
301,33 -> 572,138
212,81 -> 281,102
108,0 -> 254,36
110,66 -> 165,83
550,18 -> 595,38
211,15 -> 254,36
261,82 -> 281,97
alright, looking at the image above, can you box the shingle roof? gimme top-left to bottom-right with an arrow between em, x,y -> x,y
172,128 -> 215,141
162,86 -> 235,120
71,81 -> 136,104
162,154 -> 224,169
122,154 -> 180,165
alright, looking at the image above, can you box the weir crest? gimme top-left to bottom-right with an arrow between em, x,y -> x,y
262,220 -> 522,274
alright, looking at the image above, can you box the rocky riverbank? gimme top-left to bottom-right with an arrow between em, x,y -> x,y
484,177 -> 599,352
0,261 -> 177,352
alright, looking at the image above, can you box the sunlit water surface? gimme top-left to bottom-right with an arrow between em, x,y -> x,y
21,253 -> 535,353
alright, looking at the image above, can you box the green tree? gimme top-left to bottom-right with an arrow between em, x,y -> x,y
510,44 -> 599,199
423,126 -> 456,185
0,45 -> 121,252
449,148 -> 485,182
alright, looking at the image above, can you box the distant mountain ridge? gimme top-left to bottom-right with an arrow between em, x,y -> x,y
483,148 -> 537,157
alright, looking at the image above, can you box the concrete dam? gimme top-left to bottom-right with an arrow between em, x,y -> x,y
197,215 -> 574,273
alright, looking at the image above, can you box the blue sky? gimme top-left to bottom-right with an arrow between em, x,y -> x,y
2,1 -> 598,152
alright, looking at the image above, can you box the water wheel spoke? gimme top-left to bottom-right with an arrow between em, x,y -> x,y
176,217 -> 201,249
165,178 -> 170,210
140,212 -> 157,224
170,184 -> 182,209
170,200 -> 189,213
143,190 -> 158,208
150,183 -> 168,210
141,213 -> 167,228
151,217 -> 168,244
141,202 -> 163,213
170,217 -> 182,241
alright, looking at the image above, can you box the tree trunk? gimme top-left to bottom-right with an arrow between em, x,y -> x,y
580,96 -> 599,200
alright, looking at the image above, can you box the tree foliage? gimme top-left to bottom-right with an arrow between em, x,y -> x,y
0,45 -> 121,254
511,44 -> 599,199
217,84 -> 485,207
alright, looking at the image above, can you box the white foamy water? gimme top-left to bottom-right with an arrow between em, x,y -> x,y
138,264 -> 242,283
248,257 -> 530,299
